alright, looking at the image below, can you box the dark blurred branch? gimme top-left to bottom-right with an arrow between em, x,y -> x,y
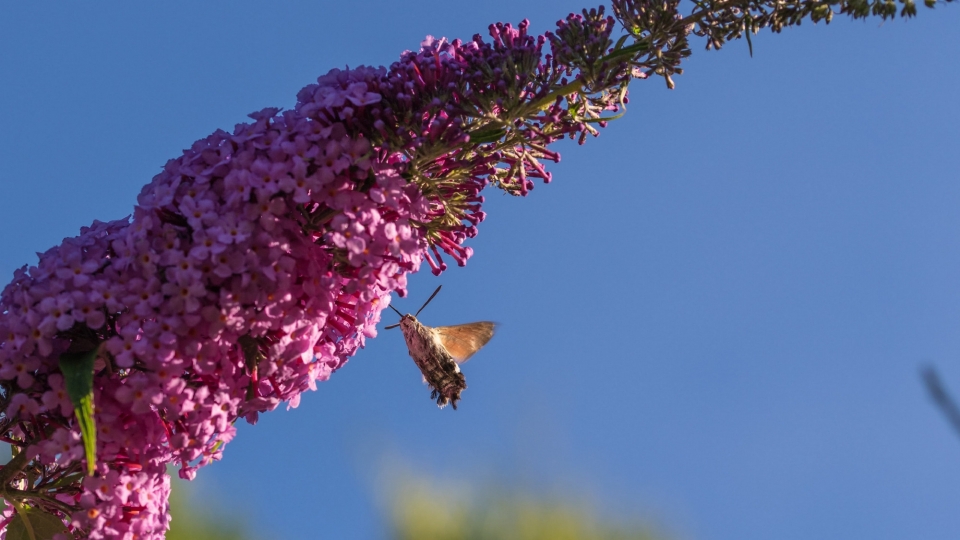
0,448 -> 30,489
922,366 -> 960,439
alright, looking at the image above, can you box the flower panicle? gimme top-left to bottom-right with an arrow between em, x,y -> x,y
3,0 -> 951,535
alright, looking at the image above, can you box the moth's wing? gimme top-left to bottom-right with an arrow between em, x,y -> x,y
435,322 -> 496,363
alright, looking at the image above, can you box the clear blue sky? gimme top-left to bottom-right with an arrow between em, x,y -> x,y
2,2 -> 959,539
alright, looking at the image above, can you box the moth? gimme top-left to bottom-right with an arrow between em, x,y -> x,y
386,285 -> 496,409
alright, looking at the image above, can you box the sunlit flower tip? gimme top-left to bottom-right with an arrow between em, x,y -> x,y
423,251 -> 443,276
429,246 -> 450,273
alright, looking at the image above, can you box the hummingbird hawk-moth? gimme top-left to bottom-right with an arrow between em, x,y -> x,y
386,285 -> 496,409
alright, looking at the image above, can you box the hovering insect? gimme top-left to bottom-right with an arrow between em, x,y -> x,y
385,285 -> 496,409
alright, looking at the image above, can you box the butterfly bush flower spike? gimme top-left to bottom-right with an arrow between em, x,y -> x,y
0,0 -> 951,537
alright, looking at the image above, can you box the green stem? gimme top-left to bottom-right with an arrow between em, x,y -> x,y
4,488 -> 75,516
9,498 -> 37,540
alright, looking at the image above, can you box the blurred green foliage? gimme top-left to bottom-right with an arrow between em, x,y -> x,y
388,478 -> 664,540
165,477 -> 253,540
159,469 -> 663,540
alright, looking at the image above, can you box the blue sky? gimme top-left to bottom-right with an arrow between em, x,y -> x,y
2,2 -> 959,539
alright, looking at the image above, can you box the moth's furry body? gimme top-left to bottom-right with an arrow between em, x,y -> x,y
399,315 -> 466,409
388,285 -> 495,409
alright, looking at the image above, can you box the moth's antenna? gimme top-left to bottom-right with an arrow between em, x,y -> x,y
415,285 -> 442,317
384,303 -> 404,330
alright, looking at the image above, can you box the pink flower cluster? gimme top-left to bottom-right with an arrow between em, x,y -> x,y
0,102 -> 431,537
0,10 -> 631,539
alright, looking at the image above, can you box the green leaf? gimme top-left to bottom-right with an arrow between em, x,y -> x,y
237,335 -> 265,371
602,40 -> 650,62
468,126 -> 506,144
59,350 -> 97,476
7,507 -> 68,540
